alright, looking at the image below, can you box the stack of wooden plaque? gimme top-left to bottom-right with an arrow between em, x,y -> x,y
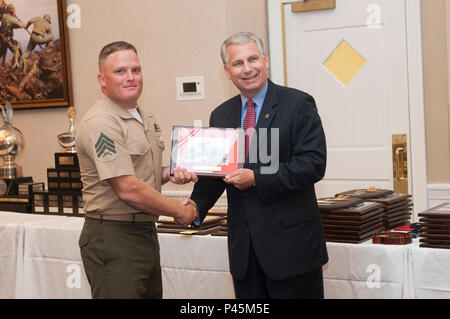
18,182 -> 45,196
47,152 -> 82,193
33,192 -> 83,215
47,168 -> 82,193
32,152 -> 84,216
0,176 -> 44,213
418,203 -> 450,249
206,206 -> 228,236
157,215 -> 225,235
207,206 -> 228,217
208,207 -> 228,236
336,188 -> 394,200
336,188 -> 413,230
366,194 -> 412,229
318,196 -> 385,243
212,219 -> 228,236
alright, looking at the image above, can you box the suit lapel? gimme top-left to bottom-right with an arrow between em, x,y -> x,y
255,80 -> 278,147
227,95 -> 242,129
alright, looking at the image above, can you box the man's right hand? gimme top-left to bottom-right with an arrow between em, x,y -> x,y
176,198 -> 198,225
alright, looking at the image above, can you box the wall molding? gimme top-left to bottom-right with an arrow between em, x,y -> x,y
406,0 -> 429,217
427,184 -> 450,209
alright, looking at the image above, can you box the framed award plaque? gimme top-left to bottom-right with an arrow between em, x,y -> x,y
170,126 -> 244,177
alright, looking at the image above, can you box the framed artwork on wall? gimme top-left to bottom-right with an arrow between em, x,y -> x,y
0,0 -> 73,109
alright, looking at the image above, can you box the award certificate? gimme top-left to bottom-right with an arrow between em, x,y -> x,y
170,126 -> 244,177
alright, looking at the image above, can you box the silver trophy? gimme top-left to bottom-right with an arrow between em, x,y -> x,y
57,107 -> 76,153
0,101 -> 25,178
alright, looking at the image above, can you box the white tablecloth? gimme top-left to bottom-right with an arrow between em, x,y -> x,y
1,211 -> 449,299
411,241 -> 450,298
324,241 -> 412,299
159,234 -> 235,299
0,212 -> 233,299
17,214 -> 234,299
0,212 -> 74,299
21,216 -> 90,299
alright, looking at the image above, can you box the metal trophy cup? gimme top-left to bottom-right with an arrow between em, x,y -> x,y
37,106 -> 83,216
55,107 -> 79,169
57,107 -> 76,153
0,101 -> 25,179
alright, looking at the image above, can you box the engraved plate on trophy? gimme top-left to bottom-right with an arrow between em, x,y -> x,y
60,171 -> 70,178
55,152 -> 79,169
49,182 -> 58,189
59,155 -> 74,166
47,169 -> 58,178
71,172 -> 81,179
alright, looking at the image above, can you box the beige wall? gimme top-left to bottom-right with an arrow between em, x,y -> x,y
10,0 -> 449,190
422,0 -> 450,183
11,0 -> 268,190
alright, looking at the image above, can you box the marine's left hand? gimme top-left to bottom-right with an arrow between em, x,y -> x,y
169,168 -> 199,185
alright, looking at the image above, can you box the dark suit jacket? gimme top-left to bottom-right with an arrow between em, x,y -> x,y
190,80 -> 328,281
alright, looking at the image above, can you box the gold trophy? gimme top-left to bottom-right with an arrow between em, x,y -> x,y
35,106 -> 83,216
57,107 -> 76,153
56,107 -> 78,168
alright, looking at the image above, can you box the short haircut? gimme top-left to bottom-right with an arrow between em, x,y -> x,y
220,32 -> 266,66
98,41 -> 138,70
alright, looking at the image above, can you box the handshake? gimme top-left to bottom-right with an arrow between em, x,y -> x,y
168,167 -> 256,226
170,168 -> 199,226
176,198 -> 198,226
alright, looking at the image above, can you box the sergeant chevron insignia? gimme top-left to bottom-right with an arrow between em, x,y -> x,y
95,132 -> 118,161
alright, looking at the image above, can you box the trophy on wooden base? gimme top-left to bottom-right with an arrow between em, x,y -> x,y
56,107 -> 78,169
0,101 -> 25,179
32,107 -> 84,216
0,101 -> 38,213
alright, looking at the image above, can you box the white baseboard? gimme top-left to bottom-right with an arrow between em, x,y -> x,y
427,184 -> 450,209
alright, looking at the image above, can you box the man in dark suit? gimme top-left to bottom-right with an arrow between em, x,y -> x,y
190,32 -> 328,298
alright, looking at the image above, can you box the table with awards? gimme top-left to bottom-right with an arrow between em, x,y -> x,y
0,210 -> 235,299
157,215 -> 224,235
1,207 -> 450,299
318,188 -> 415,244
336,188 -> 413,230
418,203 -> 450,249
409,203 -> 450,298
319,196 -> 385,243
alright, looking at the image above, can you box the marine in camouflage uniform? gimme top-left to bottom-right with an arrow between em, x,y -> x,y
23,14 -> 54,60
0,4 -> 24,68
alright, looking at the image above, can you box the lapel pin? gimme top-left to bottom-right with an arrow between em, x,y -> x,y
265,114 -> 271,119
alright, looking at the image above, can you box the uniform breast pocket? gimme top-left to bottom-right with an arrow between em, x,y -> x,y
128,138 -> 151,163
